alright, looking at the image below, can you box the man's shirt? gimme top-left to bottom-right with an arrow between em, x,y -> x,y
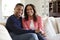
5,15 -> 35,34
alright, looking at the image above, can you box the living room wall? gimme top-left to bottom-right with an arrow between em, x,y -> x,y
0,0 -> 2,21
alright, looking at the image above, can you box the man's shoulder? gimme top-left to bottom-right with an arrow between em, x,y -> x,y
7,15 -> 15,21
9,15 -> 14,18
8,15 -> 15,19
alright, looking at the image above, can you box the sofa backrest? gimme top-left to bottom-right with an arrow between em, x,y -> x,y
55,18 -> 60,33
44,17 -> 56,37
48,17 -> 58,34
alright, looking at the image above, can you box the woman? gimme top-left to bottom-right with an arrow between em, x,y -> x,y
22,4 -> 46,40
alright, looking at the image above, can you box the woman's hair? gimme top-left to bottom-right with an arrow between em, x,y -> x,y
24,4 -> 37,21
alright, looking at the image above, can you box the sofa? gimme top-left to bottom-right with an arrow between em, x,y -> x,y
0,17 -> 60,40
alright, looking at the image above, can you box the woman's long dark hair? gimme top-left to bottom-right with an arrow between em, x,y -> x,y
24,4 -> 37,22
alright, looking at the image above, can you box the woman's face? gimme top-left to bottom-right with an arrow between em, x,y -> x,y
26,6 -> 34,16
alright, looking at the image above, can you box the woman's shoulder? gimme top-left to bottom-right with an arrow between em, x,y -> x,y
36,15 -> 42,22
37,16 -> 42,23
36,15 -> 42,19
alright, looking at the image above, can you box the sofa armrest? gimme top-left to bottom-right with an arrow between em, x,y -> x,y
0,24 -> 12,40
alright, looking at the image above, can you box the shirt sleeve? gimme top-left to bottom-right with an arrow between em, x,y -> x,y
38,16 -> 45,34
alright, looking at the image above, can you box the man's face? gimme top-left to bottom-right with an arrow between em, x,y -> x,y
14,5 -> 24,17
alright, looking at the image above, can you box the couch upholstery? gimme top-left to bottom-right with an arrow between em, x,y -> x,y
0,24 -> 12,40
43,17 -> 60,40
55,18 -> 60,33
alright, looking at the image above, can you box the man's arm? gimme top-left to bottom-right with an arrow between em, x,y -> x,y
6,17 -> 35,34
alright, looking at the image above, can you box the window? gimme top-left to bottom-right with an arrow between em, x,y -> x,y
2,0 -> 21,17
49,0 -> 60,17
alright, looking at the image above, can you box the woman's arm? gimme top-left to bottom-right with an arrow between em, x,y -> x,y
38,16 -> 45,34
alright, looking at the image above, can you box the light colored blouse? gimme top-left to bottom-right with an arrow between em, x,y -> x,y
30,20 -> 35,30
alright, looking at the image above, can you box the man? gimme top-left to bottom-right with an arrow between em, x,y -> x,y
5,3 -> 39,40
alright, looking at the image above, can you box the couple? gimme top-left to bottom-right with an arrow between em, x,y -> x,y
5,3 -> 46,40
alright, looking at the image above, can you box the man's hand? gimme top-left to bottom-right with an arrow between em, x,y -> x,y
35,29 -> 40,33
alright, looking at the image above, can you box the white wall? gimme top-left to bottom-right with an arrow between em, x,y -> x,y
0,0 -> 7,23
21,0 -> 25,6
0,0 -> 2,21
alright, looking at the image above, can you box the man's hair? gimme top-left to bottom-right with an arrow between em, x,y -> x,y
15,3 -> 24,7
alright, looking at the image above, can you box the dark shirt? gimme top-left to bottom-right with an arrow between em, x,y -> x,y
5,15 -> 35,35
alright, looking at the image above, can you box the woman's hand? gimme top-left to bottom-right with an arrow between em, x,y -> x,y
35,30 -> 46,37
41,32 -> 46,37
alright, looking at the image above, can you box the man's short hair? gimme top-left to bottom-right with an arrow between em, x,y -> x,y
15,3 -> 24,7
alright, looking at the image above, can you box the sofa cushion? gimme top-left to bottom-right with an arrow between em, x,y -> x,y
0,21 -> 6,26
49,17 -> 58,33
47,34 -> 60,40
44,17 -> 56,37
0,24 -> 12,40
55,18 -> 60,33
